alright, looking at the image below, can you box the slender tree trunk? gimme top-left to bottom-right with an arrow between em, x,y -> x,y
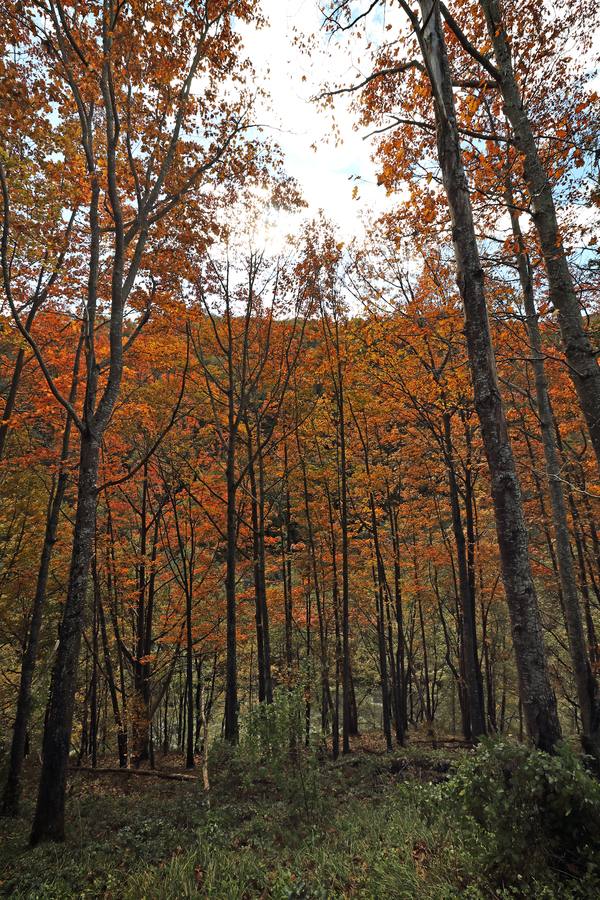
105,509 -> 129,764
197,657 -> 211,796
418,592 -> 434,735
388,497 -> 406,741
177,668 -> 184,750
248,427 -> 273,705
0,300 -> 41,461
0,350 -> 26,461
478,0 -> 600,473
96,572 -> 127,767
357,418 -> 393,749
443,412 -> 486,738
348,664 -> 359,735
325,483 -> 341,759
305,576 -> 312,746
558,447 -> 599,664
413,540 -> 434,734
383,554 -> 402,745
30,432 -> 100,844
256,438 -> 273,703
162,685 -> 170,755
481,600 -> 497,732
79,654 -> 90,765
299,443 -> 332,737
1,335 -> 82,816
415,0 -> 561,750
224,442 -> 238,743
282,441 -> 294,677
185,582 -> 195,768
181,675 -> 187,755
338,384 -> 352,753
373,561 -> 393,750
90,586 -> 99,769
248,441 -> 266,702
132,469 -> 150,765
505,177 -> 600,758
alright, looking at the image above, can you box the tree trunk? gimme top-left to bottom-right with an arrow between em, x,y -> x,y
1,335 -> 82,816
249,441 -> 267,702
443,412 -> 486,738
248,427 -> 273,705
388,496 -> 407,742
30,432 -> 100,844
373,561 -> 393,750
478,0 -> 600,473
185,583 -> 195,768
299,442 -> 332,738
256,437 -> 273,703
415,0 -> 561,751
90,586 -> 99,769
1,473 -> 68,815
505,175 -> 600,759
224,444 -> 238,743
325,483 -> 341,759
305,577 -> 312,746
282,441 -> 294,678
96,573 -> 127,768
132,468 -> 150,765
0,299 -> 41,461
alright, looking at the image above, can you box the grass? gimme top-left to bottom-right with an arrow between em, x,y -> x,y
0,741 -> 598,898
1,772 -> 206,898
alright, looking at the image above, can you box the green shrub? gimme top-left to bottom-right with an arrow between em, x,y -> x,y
207,688 -> 326,824
243,686 -> 305,762
437,738 -> 600,894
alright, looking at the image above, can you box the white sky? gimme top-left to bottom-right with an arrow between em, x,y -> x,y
239,1 -> 599,256
239,0 -> 398,246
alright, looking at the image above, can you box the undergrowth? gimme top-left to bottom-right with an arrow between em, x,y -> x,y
2,725 -> 600,898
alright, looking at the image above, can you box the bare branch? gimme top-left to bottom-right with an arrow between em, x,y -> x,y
315,61 -> 425,101
439,1 -> 501,82
0,162 -> 84,432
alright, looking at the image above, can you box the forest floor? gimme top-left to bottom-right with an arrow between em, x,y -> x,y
0,736 -> 595,899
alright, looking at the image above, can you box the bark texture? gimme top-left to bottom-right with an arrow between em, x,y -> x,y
414,0 -> 561,750
479,0 -> 600,473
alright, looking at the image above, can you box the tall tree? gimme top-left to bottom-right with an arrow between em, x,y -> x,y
323,0 -> 561,748
1,327 -> 83,816
410,0 -> 561,750
0,0 -> 262,844
462,0 -> 600,473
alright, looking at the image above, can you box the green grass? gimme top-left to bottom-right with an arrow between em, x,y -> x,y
0,745 -> 598,898
1,775 -> 206,898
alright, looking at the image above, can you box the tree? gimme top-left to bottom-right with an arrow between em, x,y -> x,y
468,0 -> 600,473
1,327 -> 83,815
191,249 -> 308,742
323,0 -> 561,749
0,0 -> 265,845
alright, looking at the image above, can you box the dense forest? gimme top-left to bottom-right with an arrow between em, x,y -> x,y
1,1 -> 600,897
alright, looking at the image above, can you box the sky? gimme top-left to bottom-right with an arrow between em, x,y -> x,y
238,0 -> 398,246
239,1 -> 600,257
